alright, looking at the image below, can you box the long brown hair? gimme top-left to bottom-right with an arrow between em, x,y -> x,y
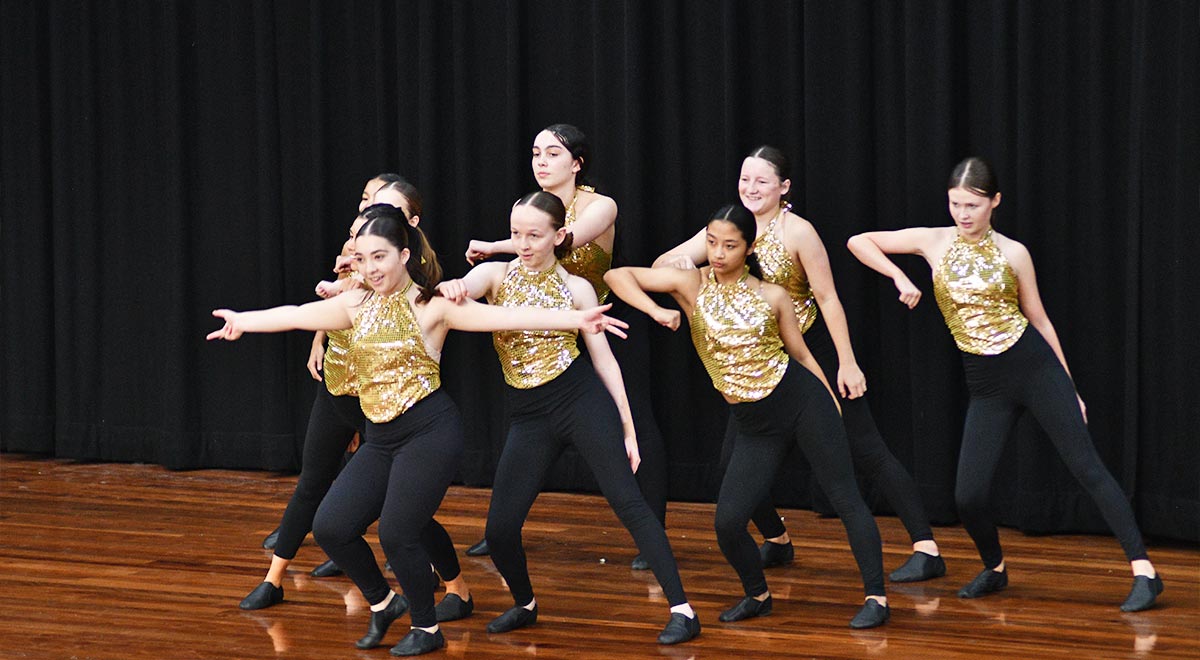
357,204 -> 442,303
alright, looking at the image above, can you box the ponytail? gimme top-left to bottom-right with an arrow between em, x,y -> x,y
554,232 -> 575,260
402,223 -> 443,303
745,252 -> 763,280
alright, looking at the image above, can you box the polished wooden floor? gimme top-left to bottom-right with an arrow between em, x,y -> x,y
1,454 -> 1196,659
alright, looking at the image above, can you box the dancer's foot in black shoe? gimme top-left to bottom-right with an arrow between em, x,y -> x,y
434,593 -> 474,622
849,599 -> 890,629
1120,574 -> 1163,612
719,594 -> 772,622
356,594 -> 410,649
630,554 -> 650,570
487,604 -> 537,633
465,538 -> 490,556
389,628 -> 445,656
957,568 -> 1007,598
261,526 -> 280,550
239,581 -> 283,610
657,613 -> 700,644
889,551 -> 947,582
310,558 -> 343,578
759,540 -> 794,568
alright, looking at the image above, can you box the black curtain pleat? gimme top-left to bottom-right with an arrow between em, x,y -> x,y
2,0 -> 1195,542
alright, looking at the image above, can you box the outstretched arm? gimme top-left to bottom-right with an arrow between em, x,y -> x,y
846,228 -> 941,309
207,294 -> 355,341
652,226 -> 708,270
603,266 -> 699,330
436,296 -> 627,338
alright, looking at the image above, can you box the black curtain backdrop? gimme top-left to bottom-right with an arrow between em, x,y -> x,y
2,1 -> 1196,543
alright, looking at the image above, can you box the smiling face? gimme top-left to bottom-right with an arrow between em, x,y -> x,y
531,130 -> 580,191
738,156 -> 790,218
705,219 -> 752,279
947,186 -> 1001,241
353,233 -> 410,295
509,203 -> 565,270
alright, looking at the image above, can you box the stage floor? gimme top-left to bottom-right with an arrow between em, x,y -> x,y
1,454 -> 1196,659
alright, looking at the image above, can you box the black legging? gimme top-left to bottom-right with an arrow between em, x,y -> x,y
484,357 -> 688,607
957,327 -> 1148,568
718,360 -> 886,598
312,390 -> 465,628
728,316 -> 934,545
274,387 -> 364,560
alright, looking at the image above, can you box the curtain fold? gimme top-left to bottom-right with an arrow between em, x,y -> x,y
2,0 -> 1195,542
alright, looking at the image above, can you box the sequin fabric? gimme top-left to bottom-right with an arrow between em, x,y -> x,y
753,210 -> 817,334
558,185 -> 613,302
351,287 -> 441,423
690,269 -> 789,402
322,328 -> 357,396
933,229 -> 1028,355
492,263 -> 580,389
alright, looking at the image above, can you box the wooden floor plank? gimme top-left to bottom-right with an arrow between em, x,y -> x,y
1,454 -> 1196,659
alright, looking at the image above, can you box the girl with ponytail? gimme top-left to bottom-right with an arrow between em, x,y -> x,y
847,156 -> 1162,612
461,124 -> 672,573
656,146 -> 945,584
208,202 -> 627,656
244,174 -> 421,609
606,203 -> 891,630
436,191 -> 701,645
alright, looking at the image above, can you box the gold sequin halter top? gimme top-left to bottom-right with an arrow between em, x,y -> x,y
492,262 -> 581,389
690,268 -> 790,402
933,229 -> 1028,355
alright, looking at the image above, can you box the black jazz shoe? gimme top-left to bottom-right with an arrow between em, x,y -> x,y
759,540 -> 794,568
719,595 -> 773,622
310,558 -> 343,578
356,595 -> 410,649
849,600 -> 890,629
657,613 -> 701,644
434,593 -> 474,622
465,538 -> 490,556
239,581 -> 283,610
889,551 -> 947,583
1120,575 -> 1164,612
631,554 -> 650,570
957,568 -> 1008,598
261,527 -> 280,550
389,628 -> 445,656
486,604 -> 537,633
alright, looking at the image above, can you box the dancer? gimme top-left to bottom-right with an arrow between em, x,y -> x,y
244,174 -> 421,607
606,203 -> 890,629
209,204 -> 628,655
846,156 -> 1162,611
439,191 -> 700,644
462,124 -> 669,569
655,146 -> 943,582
